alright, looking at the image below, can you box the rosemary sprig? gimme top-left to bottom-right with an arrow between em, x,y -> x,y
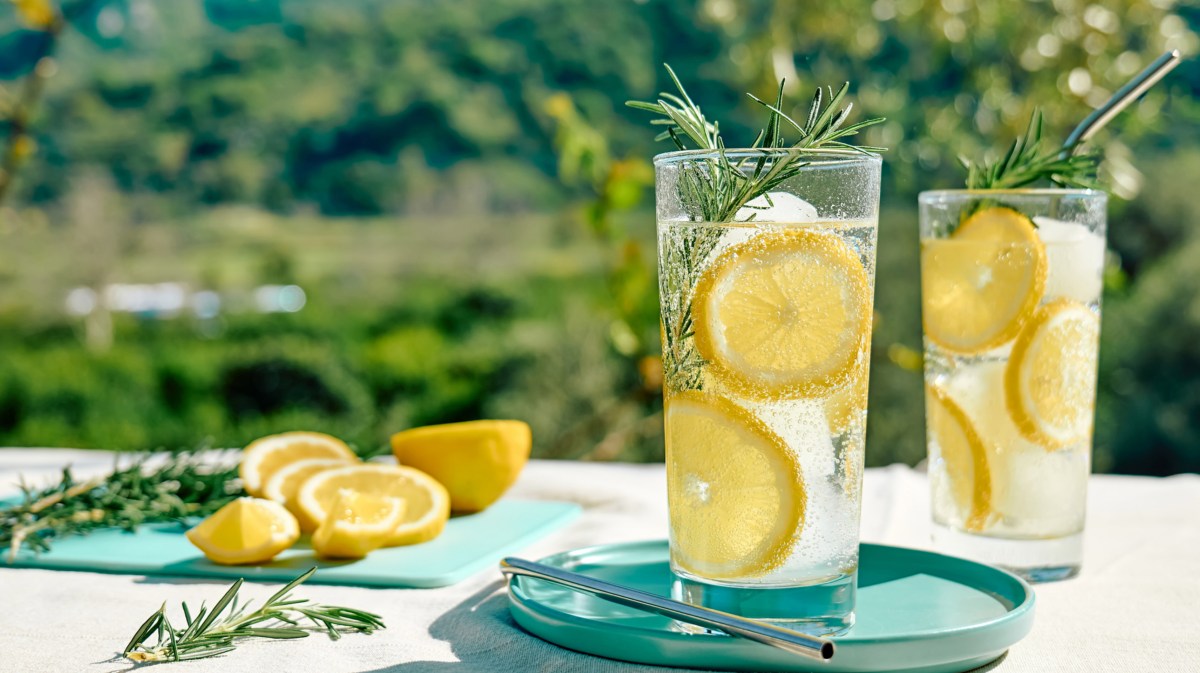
961,109 -> 1101,190
1,451 -> 242,562
628,65 -> 885,390
627,64 -> 885,222
122,567 -> 385,664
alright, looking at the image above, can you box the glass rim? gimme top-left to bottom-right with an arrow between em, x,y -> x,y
919,188 -> 1107,201
653,147 -> 882,167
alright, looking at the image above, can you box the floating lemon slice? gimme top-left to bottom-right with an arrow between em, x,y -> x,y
311,490 -> 407,559
693,229 -> 872,399
1005,299 -> 1100,448
921,207 -> 1047,353
391,420 -> 531,513
297,464 -> 450,546
185,497 -> 300,565
262,458 -> 355,531
239,431 -> 358,497
824,369 -> 869,436
665,391 -> 803,579
926,386 -> 992,532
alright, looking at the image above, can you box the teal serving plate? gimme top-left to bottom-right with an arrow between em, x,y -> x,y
507,541 -> 1034,673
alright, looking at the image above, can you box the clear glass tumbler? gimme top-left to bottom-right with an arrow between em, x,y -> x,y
655,149 -> 881,634
918,189 -> 1106,582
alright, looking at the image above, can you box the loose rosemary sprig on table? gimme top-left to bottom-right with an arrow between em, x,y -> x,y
1,451 -> 242,562
627,65 -> 884,390
122,567 -> 385,664
961,108 -> 1101,190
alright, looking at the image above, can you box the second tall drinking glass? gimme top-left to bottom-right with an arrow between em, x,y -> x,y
655,149 -> 881,634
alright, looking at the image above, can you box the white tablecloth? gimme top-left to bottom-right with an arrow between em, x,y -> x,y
1,449 -> 1197,673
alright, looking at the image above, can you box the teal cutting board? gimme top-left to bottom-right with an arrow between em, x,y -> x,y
2,499 -> 580,588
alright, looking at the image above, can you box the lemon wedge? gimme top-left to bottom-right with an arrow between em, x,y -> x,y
391,420 -> 531,512
185,497 -> 299,565
665,391 -> 803,579
296,464 -> 450,546
239,431 -> 358,497
921,207 -> 1047,353
1005,299 -> 1100,448
262,458 -> 355,531
311,490 -> 407,559
693,229 -> 872,399
926,385 -> 992,532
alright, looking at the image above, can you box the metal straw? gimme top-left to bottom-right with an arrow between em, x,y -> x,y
500,556 -> 836,661
1062,49 -> 1183,154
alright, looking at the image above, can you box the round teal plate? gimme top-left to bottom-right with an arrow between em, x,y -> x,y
507,541 -> 1034,673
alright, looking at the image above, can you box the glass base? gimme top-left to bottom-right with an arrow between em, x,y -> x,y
670,570 -> 856,636
932,523 -> 1082,583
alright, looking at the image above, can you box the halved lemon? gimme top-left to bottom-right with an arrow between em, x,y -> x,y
665,390 -> 803,579
391,420 -> 531,513
311,490 -> 407,559
921,207 -> 1047,353
296,464 -> 450,546
926,386 -> 992,532
1005,299 -> 1100,448
239,431 -> 358,497
693,229 -> 872,399
262,458 -> 355,531
185,497 -> 300,565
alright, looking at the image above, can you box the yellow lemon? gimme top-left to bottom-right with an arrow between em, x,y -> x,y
921,207 -> 1047,353
693,229 -> 872,399
824,369 -> 869,436
390,420 -> 531,513
311,490 -> 407,559
665,391 -> 803,579
185,497 -> 299,565
296,464 -> 450,546
1005,299 -> 1100,448
239,431 -> 358,497
262,458 -> 355,531
926,386 -> 992,532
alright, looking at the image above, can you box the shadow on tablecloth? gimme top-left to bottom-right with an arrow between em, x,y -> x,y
360,579 -> 687,673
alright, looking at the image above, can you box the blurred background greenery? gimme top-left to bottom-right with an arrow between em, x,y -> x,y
0,0 -> 1196,473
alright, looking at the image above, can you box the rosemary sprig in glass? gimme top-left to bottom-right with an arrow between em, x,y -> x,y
627,65 -> 884,390
122,567 -> 385,664
961,108 -> 1101,190
1,451 -> 242,562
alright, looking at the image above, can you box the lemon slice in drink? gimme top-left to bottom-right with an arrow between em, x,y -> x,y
926,386 -> 992,532
297,464 -> 450,546
693,229 -> 872,398
311,490 -> 407,559
1005,299 -> 1100,448
921,207 -> 1047,353
239,431 -> 358,497
185,497 -> 300,565
665,391 -> 803,579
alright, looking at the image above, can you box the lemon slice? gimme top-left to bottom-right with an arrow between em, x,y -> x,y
824,369 -> 869,436
665,391 -> 803,579
262,458 -> 355,531
297,464 -> 450,545
1005,299 -> 1100,448
693,229 -> 872,398
926,386 -> 992,532
239,431 -> 358,497
185,497 -> 300,565
921,207 -> 1047,353
391,420 -> 531,513
311,490 -> 407,559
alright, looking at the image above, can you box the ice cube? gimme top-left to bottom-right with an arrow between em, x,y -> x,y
1034,217 -> 1106,304
735,192 -> 819,223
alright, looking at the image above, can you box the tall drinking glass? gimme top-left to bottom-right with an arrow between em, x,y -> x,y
655,149 -> 881,634
918,189 -> 1106,582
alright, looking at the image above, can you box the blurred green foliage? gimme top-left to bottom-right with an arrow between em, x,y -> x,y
0,0 -> 1197,473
